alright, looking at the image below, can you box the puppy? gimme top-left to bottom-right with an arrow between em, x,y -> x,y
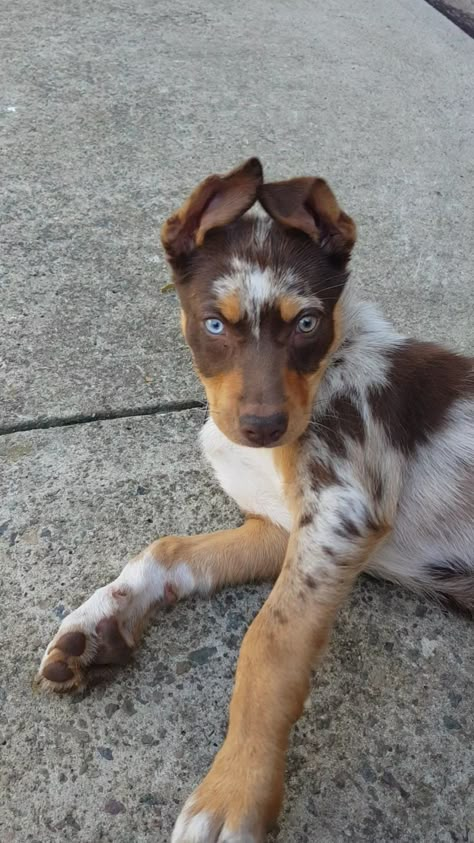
37,159 -> 474,842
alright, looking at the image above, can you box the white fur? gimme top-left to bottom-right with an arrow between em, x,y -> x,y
200,418 -> 292,531
369,398 -> 474,591
218,829 -> 257,843
320,288 -> 404,406
39,553 -> 200,672
172,809 -> 214,843
214,254 -> 318,336
172,800 -> 257,843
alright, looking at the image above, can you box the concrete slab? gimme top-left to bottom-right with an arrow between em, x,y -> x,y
2,0 -> 474,429
1,410 -> 472,842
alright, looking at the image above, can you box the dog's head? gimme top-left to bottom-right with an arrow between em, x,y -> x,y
161,158 -> 356,448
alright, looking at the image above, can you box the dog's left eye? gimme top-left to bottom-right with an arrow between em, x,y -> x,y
296,314 -> 318,334
204,317 -> 225,335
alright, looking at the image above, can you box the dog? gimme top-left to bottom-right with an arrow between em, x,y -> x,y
37,158 -> 474,842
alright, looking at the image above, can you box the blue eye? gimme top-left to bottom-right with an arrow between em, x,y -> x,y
205,317 -> 225,335
297,314 -> 318,334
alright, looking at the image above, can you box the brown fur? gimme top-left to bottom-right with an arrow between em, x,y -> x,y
368,341 -> 474,452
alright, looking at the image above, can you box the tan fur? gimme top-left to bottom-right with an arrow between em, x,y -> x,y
150,517 -> 288,588
278,295 -> 307,322
273,441 -> 299,499
200,369 -> 244,442
218,290 -> 243,323
186,520 -> 390,835
277,299 -> 344,444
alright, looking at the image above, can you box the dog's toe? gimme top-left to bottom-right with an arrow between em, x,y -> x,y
36,603 -> 134,694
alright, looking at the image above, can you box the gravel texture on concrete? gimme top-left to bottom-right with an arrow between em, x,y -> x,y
2,0 -> 474,428
1,411 -> 473,843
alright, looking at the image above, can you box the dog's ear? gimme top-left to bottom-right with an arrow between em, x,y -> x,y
258,177 -> 356,262
161,158 -> 263,261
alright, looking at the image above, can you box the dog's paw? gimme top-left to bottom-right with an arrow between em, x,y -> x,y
171,747 -> 283,843
172,799 -> 263,843
35,583 -> 141,692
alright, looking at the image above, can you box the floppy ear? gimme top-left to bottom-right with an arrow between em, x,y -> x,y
161,158 -> 263,260
258,177 -> 356,261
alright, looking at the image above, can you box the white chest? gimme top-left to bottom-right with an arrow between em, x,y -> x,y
200,418 -> 292,531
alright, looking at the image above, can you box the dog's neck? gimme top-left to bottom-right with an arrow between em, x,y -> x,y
314,283 -> 403,414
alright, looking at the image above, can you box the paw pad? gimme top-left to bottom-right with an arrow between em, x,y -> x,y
54,630 -> 86,657
42,660 -> 74,683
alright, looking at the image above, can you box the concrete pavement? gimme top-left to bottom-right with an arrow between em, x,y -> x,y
1,412 -> 473,842
1,0 -> 473,840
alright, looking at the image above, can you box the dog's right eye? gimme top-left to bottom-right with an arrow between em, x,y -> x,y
204,317 -> 225,335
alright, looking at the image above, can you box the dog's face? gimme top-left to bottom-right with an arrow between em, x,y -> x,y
161,159 -> 356,448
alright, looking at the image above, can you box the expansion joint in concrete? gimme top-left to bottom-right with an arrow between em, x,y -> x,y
0,400 -> 206,436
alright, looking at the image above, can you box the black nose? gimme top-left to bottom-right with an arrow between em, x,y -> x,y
239,413 -> 288,446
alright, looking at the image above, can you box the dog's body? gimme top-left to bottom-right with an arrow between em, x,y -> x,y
202,283 -> 474,609
37,160 -> 473,843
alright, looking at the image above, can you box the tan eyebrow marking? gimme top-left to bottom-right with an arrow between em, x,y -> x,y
278,296 -> 304,322
218,290 -> 243,323
277,295 -> 322,322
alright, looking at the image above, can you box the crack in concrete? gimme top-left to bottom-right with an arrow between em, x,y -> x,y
0,400 -> 206,436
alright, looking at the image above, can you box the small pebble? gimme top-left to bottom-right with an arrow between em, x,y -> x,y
443,715 -> 462,731
104,799 -> 125,815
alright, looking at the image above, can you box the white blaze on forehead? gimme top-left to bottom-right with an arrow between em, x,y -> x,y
214,257 -> 320,335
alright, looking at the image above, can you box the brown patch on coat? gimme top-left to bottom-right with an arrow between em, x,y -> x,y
426,558 -> 474,616
314,424 -> 347,459
335,516 -> 362,540
314,391 -> 365,458
304,574 -> 318,590
368,341 -> 474,453
309,458 -> 338,490
331,394 -> 366,444
299,511 -> 314,528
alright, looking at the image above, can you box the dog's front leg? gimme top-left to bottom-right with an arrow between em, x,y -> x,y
172,485 -> 391,843
36,517 -> 288,692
